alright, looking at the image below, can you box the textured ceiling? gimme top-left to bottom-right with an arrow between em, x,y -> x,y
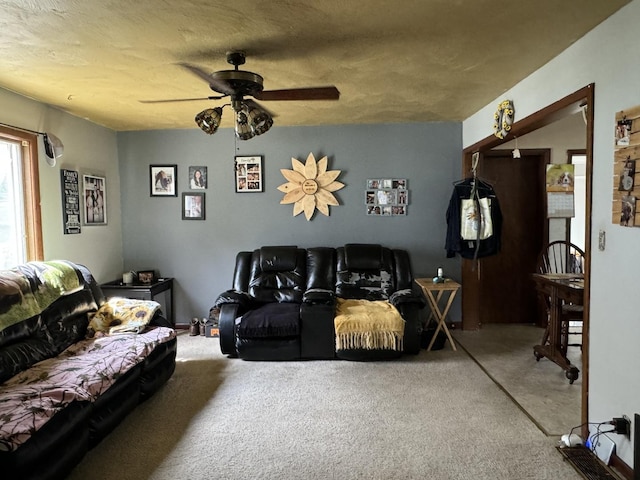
0,0 -> 629,131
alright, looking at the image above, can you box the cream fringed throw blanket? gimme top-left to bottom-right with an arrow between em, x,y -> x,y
334,298 -> 405,351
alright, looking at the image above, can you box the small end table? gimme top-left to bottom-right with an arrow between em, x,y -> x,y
414,278 -> 460,351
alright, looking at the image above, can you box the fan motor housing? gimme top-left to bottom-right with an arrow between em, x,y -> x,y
210,70 -> 264,96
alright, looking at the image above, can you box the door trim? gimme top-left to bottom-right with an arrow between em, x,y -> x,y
460,83 -> 594,434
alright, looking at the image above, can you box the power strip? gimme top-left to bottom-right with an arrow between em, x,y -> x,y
590,429 -> 616,465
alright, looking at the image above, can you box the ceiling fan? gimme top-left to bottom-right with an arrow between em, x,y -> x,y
141,51 -> 340,139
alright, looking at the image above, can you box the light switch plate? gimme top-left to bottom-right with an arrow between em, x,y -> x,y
598,229 -> 606,251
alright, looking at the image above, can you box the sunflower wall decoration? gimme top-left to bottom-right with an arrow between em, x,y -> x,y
278,152 -> 345,221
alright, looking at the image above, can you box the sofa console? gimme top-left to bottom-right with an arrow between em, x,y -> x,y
0,260 -> 177,480
212,244 -> 426,361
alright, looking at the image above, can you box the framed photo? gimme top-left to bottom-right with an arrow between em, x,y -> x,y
182,192 -> 205,220
618,158 -> 635,191
82,174 -> 107,225
235,155 -> 263,192
188,166 -> 207,189
137,270 -> 155,284
150,165 -> 177,197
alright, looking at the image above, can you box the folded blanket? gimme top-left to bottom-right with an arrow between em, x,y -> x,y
87,297 -> 161,337
334,298 -> 405,351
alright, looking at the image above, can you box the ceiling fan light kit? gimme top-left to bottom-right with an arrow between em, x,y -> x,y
234,108 -> 256,140
147,51 -> 339,141
195,107 -> 223,135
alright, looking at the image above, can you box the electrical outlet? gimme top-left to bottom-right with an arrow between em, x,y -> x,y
612,416 -> 631,437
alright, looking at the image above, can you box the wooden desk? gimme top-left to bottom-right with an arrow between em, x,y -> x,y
532,273 -> 583,383
414,278 -> 460,351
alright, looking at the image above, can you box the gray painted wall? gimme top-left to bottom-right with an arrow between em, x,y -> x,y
117,122 -> 462,325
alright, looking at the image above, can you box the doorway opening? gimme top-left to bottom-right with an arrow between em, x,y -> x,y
460,84 -> 594,432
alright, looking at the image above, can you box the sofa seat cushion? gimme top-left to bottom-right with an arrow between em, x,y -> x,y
334,298 -> 405,351
236,303 -> 300,339
0,326 -> 175,452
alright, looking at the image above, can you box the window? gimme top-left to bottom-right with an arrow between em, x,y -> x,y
0,126 -> 43,269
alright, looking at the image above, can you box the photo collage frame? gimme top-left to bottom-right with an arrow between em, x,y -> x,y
365,178 -> 408,216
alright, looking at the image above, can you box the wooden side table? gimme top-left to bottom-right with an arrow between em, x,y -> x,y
414,278 -> 460,351
100,278 -> 174,325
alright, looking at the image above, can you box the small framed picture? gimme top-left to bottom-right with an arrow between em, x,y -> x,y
367,205 -> 381,215
235,156 -> 263,192
137,270 -> 155,284
150,165 -> 177,197
182,192 -> 205,220
618,158 -> 635,192
188,166 -> 207,189
365,190 -> 376,204
82,174 -> 107,225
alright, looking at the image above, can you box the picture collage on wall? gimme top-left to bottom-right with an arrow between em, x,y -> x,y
139,159 -> 414,222
365,179 -> 408,216
235,155 -> 263,192
613,105 -> 640,227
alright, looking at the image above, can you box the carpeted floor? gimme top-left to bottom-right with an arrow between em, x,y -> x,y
65,331 -> 583,480
453,323 -> 582,436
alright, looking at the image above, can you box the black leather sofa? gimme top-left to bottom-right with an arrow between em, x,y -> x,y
213,244 -> 425,361
0,261 -> 177,480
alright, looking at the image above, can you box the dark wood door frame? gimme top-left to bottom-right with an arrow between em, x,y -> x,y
461,83 -> 594,434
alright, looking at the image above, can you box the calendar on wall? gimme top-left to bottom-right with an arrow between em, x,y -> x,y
546,164 -> 575,218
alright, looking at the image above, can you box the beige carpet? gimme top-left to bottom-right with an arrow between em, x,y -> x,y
65,331 -> 582,480
453,323 -> 582,436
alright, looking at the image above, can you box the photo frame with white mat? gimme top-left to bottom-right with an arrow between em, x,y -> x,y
82,174 -> 107,225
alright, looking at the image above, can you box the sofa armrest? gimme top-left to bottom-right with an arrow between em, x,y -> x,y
150,312 -> 173,328
218,303 -> 240,357
389,288 -> 426,309
302,288 -> 336,305
388,289 -> 424,355
213,290 -> 254,311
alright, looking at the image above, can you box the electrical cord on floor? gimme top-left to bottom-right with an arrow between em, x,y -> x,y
561,421 -> 611,448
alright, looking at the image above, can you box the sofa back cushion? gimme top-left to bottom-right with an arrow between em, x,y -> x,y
336,244 -> 397,300
248,247 -> 307,303
306,247 -> 336,291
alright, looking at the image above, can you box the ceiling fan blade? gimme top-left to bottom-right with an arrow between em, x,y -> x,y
176,62 -> 235,95
253,86 -> 340,101
139,95 -> 226,104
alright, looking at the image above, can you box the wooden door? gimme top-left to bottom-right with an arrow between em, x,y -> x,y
473,149 -> 548,325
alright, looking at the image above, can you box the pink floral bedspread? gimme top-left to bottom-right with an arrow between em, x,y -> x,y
0,326 -> 176,452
